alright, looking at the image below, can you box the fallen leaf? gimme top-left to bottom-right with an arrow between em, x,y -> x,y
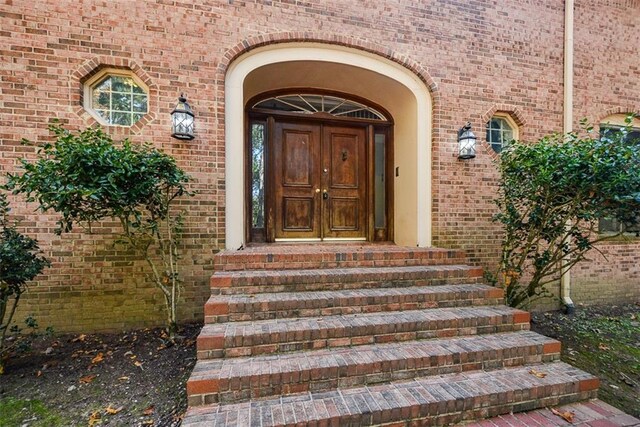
72,334 -> 87,343
118,376 -> 130,381
598,343 -> 610,351
92,352 -> 104,364
88,410 -> 101,427
550,407 -> 575,423
36,370 -> 42,377
105,405 -> 123,415
528,369 -> 547,378
134,360 -> 143,368
79,374 -> 96,384
142,421 -> 154,426
143,405 -> 154,416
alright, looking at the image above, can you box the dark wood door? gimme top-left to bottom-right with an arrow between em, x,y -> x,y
273,121 -> 322,240
272,121 -> 367,240
321,125 -> 367,239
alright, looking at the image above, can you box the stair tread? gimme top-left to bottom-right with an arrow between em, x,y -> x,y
208,283 -> 498,304
212,264 -> 479,280
200,305 -> 526,337
190,330 -> 557,381
216,245 -> 463,257
182,361 -> 598,426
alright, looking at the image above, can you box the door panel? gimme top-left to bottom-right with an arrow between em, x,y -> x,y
322,125 -> 367,238
274,122 -> 321,239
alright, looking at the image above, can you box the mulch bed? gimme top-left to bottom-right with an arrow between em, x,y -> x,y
0,323 -> 201,426
531,302 -> 640,418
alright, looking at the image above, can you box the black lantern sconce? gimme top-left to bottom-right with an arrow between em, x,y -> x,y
457,122 -> 477,160
171,94 -> 195,140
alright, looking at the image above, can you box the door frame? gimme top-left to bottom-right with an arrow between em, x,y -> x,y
245,89 -> 394,244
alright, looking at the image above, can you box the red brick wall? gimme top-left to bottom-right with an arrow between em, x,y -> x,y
570,0 -> 640,305
0,1 -> 638,331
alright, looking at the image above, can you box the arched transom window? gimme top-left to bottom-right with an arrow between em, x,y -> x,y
252,94 -> 388,121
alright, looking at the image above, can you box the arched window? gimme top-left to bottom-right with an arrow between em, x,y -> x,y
252,94 -> 388,121
486,114 -> 519,154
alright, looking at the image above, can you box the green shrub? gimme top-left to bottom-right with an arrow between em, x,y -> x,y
0,194 -> 50,373
494,116 -> 640,308
6,123 -> 193,338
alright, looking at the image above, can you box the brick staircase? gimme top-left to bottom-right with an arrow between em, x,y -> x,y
182,245 -> 599,426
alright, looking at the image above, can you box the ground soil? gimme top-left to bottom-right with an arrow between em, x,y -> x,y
0,323 -> 201,427
531,303 -> 640,418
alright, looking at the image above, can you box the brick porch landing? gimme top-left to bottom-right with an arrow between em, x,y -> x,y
183,245 -> 602,426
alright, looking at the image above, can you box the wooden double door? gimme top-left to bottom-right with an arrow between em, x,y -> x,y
273,121 -> 367,241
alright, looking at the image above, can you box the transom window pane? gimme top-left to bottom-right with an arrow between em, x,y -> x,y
253,94 -> 387,121
90,74 -> 148,126
486,117 -> 515,154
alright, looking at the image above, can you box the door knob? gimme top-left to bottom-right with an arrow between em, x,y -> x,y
315,188 -> 321,193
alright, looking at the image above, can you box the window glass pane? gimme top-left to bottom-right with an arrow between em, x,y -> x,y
111,92 -> 131,112
111,112 -> 131,126
490,129 -> 501,144
627,130 -> 640,144
92,89 -> 110,109
599,218 -> 619,233
374,133 -> 386,228
132,94 -> 148,113
251,122 -> 265,229
132,84 -> 146,94
94,77 -> 111,91
95,109 -> 110,121
487,116 -> 515,153
110,76 -> 130,92
88,74 -> 147,126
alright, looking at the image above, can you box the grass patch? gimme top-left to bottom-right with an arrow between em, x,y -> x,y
0,397 -> 68,427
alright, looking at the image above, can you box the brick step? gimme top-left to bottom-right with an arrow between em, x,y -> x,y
214,245 -> 468,271
187,330 -> 561,406
205,283 -> 503,323
182,361 -> 600,427
196,306 -> 531,359
210,264 -> 483,294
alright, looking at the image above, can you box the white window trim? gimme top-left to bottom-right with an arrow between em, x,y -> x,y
83,68 -> 150,127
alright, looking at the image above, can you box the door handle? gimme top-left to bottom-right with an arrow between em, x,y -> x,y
322,190 -> 329,200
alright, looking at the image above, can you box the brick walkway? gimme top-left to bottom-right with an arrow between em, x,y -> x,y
465,399 -> 639,427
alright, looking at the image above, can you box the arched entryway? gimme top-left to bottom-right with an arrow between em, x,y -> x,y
225,43 -> 432,249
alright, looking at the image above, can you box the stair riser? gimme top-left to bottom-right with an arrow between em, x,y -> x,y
187,346 -> 560,406
211,273 -> 484,295
214,249 -> 468,272
197,314 -> 531,360
205,288 -> 503,324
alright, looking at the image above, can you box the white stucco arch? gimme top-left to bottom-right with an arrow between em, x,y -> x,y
225,43 -> 432,249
